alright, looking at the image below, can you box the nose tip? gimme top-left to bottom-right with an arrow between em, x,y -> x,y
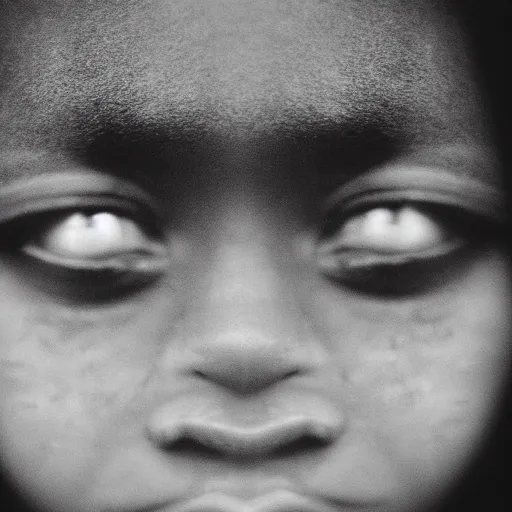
193,329 -> 303,394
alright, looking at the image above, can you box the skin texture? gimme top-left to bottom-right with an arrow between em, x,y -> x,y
0,1 -> 509,511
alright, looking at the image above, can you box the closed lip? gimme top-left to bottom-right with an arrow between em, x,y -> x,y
147,387 -> 345,458
152,415 -> 341,457
146,490 -> 378,512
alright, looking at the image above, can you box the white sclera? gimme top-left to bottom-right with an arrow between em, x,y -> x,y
41,212 -> 150,259
336,206 -> 445,251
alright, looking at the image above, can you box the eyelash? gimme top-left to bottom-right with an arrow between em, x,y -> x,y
0,205 -> 169,303
0,190 -> 505,303
316,200 -> 503,296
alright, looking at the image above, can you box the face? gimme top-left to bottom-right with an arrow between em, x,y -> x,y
0,1 -> 509,511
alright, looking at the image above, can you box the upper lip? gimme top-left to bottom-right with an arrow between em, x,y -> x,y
151,415 -> 342,457
146,389 -> 344,458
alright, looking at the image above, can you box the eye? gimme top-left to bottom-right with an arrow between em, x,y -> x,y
23,210 -> 167,266
6,208 -> 169,303
318,204 -> 461,262
324,205 -> 449,253
316,203 -> 483,295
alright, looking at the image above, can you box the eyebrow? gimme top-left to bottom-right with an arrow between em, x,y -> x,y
0,105 -> 396,181
0,75 -> 502,210
0,115 -> 501,203
0,118 -> 206,190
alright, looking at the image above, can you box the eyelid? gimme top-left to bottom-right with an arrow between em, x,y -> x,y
21,243 -> 170,273
0,171 -> 163,225
323,166 -> 506,222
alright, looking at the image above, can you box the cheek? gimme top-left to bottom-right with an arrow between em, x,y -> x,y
309,252 -> 511,482
350,315 -> 505,459
0,281 -> 177,505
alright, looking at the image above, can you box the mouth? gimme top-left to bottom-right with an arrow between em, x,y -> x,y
144,490 -> 380,512
149,415 -> 341,458
146,390 -> 345,459
96,391 -> 392,512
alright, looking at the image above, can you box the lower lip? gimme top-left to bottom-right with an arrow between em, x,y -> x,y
162,490 -> 365,512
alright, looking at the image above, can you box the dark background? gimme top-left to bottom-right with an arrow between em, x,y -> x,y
439,1 -> 512,510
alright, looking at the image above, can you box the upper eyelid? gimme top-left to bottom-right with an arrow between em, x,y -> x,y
0,171 -> 164,226
323,166 -> 507,222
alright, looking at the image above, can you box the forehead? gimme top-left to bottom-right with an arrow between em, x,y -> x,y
0,0 -> 493,182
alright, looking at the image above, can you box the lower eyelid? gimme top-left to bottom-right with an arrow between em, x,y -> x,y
21,243 -> 170,273
316,239 -> 475,299
317,237 -> 465,268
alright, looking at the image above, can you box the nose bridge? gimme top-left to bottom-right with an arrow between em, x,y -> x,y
208,218 -> 279,304
188,210 -> 306,391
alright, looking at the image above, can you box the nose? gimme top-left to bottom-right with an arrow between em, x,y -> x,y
146,209 -> 344,458
183,211 -> 311,394
192,308 -> 303,394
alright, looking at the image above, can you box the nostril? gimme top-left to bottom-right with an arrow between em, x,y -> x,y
190,352 -> 306,394
191,367 -> 302,392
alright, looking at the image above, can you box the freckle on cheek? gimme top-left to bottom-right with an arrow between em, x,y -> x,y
0,316 -> 130,422
346,313 -> 486,427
